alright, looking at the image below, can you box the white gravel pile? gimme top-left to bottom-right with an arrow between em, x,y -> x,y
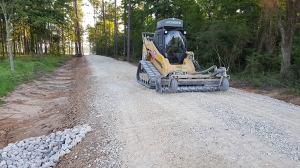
0,124 -> 92,168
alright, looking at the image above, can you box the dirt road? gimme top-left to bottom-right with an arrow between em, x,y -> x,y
1,55 -> 300,167
57,55 -> 300,167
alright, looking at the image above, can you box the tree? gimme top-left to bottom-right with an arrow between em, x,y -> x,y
0,15 -> 6,58
0,0 -> 15,73
0,0 -> 83,60
197,20 -> 251,71
127,0 -> 130,61
102,0 -> 108,56
74,0 -> 82,56
122,0 -> 127,59
87,0 -> 100,54
277,0 -> 300,78
114,0 -> 118,59
14,0 -> 75,57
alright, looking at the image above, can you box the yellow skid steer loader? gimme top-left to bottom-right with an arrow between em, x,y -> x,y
136,18 -> 229,92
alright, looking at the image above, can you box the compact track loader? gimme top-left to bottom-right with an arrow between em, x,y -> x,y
136,18 -> 229,92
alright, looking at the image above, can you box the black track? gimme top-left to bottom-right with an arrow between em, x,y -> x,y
136,60 -> 161,89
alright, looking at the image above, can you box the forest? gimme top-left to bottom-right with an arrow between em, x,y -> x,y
1,0 -> 300,90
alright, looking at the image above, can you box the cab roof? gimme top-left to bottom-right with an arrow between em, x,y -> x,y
156,18 -> 183,30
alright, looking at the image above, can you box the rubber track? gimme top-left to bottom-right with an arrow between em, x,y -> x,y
137,61 -> 160,89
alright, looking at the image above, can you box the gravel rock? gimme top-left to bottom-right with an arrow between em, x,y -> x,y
0,124 -> 92,167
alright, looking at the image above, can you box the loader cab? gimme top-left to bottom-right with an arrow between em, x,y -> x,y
153,18 -> 187,64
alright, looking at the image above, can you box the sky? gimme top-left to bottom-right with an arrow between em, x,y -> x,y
81,0 -> 122,53
82,0 -> 95,29
81,0 -> 122,29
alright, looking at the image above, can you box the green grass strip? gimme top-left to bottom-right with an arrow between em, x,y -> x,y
0,55 -> 70,98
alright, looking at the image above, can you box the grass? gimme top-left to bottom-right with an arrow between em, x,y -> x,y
0,55 -> 71,98
231,72 -> 300,96
283,89 -> 300,96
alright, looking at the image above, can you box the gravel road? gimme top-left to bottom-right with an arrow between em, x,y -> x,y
67,55 -> 299,168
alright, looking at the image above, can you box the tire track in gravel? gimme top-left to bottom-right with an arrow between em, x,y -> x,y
85,55 -> 300,167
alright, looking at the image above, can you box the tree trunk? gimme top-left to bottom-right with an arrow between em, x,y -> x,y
277,0 -> 300,78
74,0 -> 82,56
3,11 -> 14,73
17,35 -> 20,54
114,0 -> 118,59
280,41 -> 292,78
108,25 -> 111,56
50,32 -> 53,54
102,0 -> 108,56
127,0 -> 131,62
45,43 -> 47,54
123,1 -> 127,60
82,40 -> 84,55
1,18 -> 5,58
12,22 -> 16,57
69,41 -> 71,55
24,29 -> 29,54
62,26 -> 65,55
57,29 -> 60,54
39,39 -> 44,60
30,28 -> 35,58
35,38 -> 38,55
75,42 -> 78,55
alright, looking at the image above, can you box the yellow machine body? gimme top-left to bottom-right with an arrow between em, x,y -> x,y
142,36 -> 195,74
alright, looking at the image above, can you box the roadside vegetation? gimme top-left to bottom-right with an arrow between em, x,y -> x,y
0,55 -> 70,99
232,73 -> 300,96
232,52 -> 300,95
